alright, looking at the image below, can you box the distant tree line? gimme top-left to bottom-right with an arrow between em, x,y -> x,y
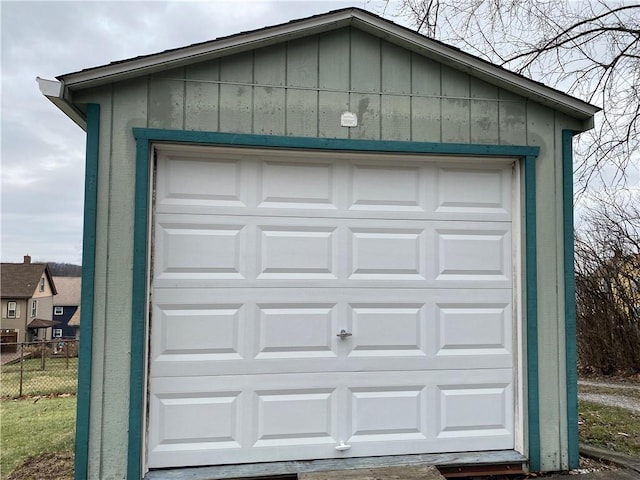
48,262 -> 82,277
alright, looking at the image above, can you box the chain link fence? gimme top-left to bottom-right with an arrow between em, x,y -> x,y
0,340 -> 79,398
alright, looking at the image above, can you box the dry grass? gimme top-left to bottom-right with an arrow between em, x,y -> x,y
0,396 -> 76,479
579,400 -> 640,456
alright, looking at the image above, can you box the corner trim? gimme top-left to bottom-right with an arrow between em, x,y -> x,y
128,129 -> 540,478
74,103 -> 100,480
524,154 -> 540,471
127,137 -> 152,480
563,129 -> 579,469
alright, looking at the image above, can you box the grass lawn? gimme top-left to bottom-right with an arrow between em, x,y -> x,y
579,400 -> 640,456
0,396 -> 76,479
1,358 -> 78,398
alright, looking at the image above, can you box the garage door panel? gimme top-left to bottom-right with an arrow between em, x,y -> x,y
254,388 -> 339,446
257,226 -> 338,279
157,153 -> 247,209
155,222 -> 246,281
349,387 -> 426,441
258,159 -> 338,210
435,166 -> 511,216
349,228 -> 426,279
148,369 -> 513,467
435,228 -> 511,282
349,163 -> 424,212
255,304 -> 338,359
435,303 -> 511,357
435,383 -> 513,439
154,215 -> 511,289
153,304 -> 244,360
148,390 -> 243,462
156,149 -> 512,222
348,304 -> 426,358
151,289 -> 512,377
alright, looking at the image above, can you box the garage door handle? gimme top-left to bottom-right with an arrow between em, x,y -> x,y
335,441 -> 352,451
337,329 -> 352,338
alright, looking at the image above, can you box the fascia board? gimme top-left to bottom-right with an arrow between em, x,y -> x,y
349,12 -> 600,123
37,77 -> 87,130
59,12 -> 354,89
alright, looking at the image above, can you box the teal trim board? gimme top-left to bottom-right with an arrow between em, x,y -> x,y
127,138 -> 152,480
75,104 -> 100,480
563,129 -> 579,469
129,129 -> 540,478
524,154 -> 540,472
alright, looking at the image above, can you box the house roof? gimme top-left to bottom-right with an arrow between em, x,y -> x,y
68,307 -> 81,327
27,318 -> 60,329
53,277 -> 81,306
1,262 -> 58,298
38,7 -> 599,131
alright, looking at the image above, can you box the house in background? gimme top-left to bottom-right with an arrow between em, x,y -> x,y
1,255 -> 58,343
68,306 -> 81,339
52,276 -> 81,339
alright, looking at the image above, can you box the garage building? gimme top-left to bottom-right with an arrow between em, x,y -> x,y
38,8 -> 599,480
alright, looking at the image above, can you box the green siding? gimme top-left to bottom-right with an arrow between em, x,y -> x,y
219,52 -> 253,133
319,91 -> 349,139
528,101 -> 559,471
499,89 -> 527,145
70,24 -> 587,478
319,29 -> 349,90
185,59 -> 219,131
350,28 -> 380,93
149,67 -> 185,129
350,93 -> 380,140
130,27 -> 533,146
287,37 -> 319,137
470,79 -> 499,144
411,54 -> 441,142
101,77 -> 148,479
441,65 -> 470,143
287,37 -> 319,88
254,44 -> 286,135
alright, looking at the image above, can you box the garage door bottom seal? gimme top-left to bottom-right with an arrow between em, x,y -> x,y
144,450 -> 527,480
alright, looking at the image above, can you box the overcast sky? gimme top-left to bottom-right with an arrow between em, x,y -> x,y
2,1 -> 635,265
1,0 -> 399,265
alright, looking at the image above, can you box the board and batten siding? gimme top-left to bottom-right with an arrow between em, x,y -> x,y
71,26 -> 583,477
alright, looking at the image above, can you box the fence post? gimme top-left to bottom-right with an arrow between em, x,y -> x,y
19,342 -> 24,397
41,341 -> 46,371
65,341 -> 69,369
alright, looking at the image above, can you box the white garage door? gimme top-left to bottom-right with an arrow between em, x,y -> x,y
147,145 -> 517,469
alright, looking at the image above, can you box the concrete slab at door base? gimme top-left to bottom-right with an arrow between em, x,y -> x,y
300,464 -> 444,479
144,451 -> 526,480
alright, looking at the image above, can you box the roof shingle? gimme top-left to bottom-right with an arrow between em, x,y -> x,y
1,262 -> 57,298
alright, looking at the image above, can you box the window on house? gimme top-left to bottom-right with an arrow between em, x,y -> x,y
7,301 -> 17,318
53,329 -> 63,338
54,306 -> 63,315
39,277 -> 45,292
31,300 -> 37,318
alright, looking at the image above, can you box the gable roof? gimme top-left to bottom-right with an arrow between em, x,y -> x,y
1,262 -> 58,298
68,307 -> 81,327
38,7 -> 599,131
52,276 -> 81,306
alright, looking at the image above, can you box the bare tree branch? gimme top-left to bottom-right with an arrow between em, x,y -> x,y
393,0 -> 640,193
